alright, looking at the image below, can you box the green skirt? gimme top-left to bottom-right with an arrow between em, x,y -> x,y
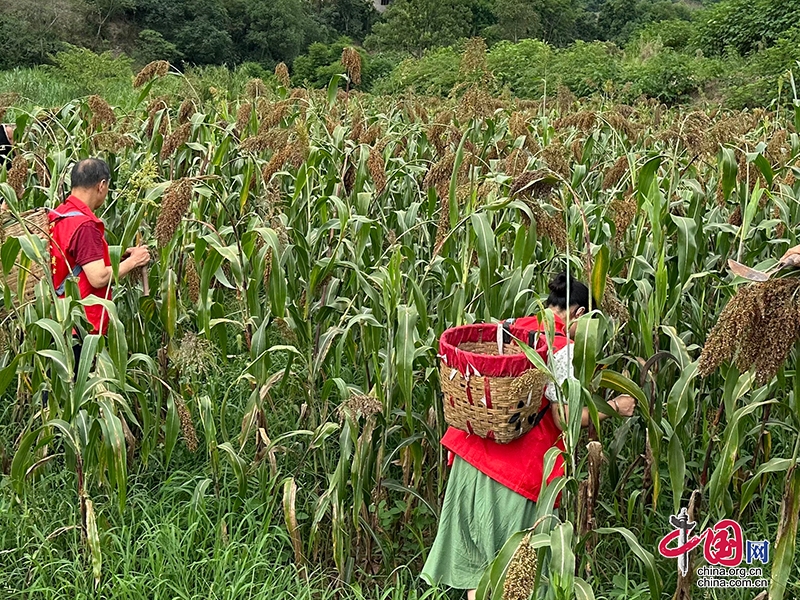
421,456 -> 538,590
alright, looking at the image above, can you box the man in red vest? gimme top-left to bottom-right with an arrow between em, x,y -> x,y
50,158 -> 150,356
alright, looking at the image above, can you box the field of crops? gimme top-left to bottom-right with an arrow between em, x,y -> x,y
1,49 -> 800,600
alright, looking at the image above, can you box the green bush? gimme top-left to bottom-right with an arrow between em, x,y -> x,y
694,0 -> 800,57
631,18 -> 698,51
134,29 -> 182,66
364,52 -> 403,92
47,45 -> 133,96
292,38 -> 355,88
235,62 -> 274,82
623,46 -> 718,104
488,39 -> 552,98
721,25 -> 800,108
488,31 -> 628,101
552,41 -> 623,97
370,37 -> 724,104
291,38 -> 398,91
0,13 -> 63,70
371,46 -> 460,96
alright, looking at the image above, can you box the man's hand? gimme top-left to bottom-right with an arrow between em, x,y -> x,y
82,246 -> 151,287
123,246 -> 151,270
612,394 -> 636,417
117,246 -> 151,279
780,244 -> 800,267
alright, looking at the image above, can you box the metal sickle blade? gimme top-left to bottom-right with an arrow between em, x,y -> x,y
727,259 -> 770,282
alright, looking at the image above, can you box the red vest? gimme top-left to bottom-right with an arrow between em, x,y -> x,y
441,314 -> 570,505
49,195 -> 112,335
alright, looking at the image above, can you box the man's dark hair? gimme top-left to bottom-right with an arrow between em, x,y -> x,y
546,271 -> 593,313
70,158 -> 111,189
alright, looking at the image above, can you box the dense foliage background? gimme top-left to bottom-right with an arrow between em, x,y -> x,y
2,0 -> 800,108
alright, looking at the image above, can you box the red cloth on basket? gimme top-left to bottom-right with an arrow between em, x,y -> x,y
440,314 -> 570,506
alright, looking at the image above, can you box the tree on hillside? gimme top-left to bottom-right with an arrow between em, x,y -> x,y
365,0 -> 473,57
317,0 -> 378,42
176,20 -> 235,65
485,0 -> 588,46
0,13 -> 62,69
465,0 -> 497,37
0,0 -> 94,67
695,0 -> 800,56
134,29 -> 182,64
594,0 -> 692,44
490,0 -> 541,43
242,0 -> 325,66
132,0 -> 235,64
85,0 -> 135,39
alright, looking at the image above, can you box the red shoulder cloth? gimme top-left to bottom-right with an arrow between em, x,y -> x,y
441,314 -> 570,505
50,195 -> 112,335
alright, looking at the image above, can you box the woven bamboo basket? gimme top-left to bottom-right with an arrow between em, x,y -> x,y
0,208 -> 51,301
438,323 -> 550,444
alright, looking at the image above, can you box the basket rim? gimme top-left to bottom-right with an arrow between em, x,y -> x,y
439,323 -> 534,378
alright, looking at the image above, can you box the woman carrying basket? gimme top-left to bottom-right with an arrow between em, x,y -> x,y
421,272 -> 636,599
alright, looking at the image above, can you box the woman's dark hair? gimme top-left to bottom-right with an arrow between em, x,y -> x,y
0,125 -> 11,168
70,158 -> 111,190
546,272 -> 591,312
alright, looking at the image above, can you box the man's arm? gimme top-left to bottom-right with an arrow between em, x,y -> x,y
70,222 -> 150,288
82,248 -> 150,288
